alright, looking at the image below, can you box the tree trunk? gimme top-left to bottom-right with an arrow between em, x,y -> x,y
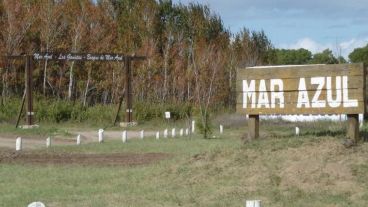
163,32 -> 172,101
58,62 -> 65,100
111,67 -> 115,103
68,61 -> 75,100
43,59 -> 48,95
83,66 -> 91,107
1,74 -> 5,105
163,48 -> 169,100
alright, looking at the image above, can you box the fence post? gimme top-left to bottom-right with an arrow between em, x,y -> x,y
122,130 -> 127,143
16,137 -> 22,151
347,114 -> 360,143
248,115 -> 259,139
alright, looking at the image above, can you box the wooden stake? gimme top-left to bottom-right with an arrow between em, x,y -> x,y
122,130 -> 127,143
98,129 -> 104,143
25,55 -> 34,126
125,57 -> 133,123
16,137 -> 22,151
46,137 -> 51,148
77,134 -> 81,145
347,114 -> 360,143
248,115 -> 259,139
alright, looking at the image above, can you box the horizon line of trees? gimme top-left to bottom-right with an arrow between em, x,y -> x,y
0,0 -> 367,112
272,46 -> 368,66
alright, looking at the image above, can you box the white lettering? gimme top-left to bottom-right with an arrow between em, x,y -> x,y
243,80 -> 256,108
270,79 -> 284,108
343,76 -> 358,107
311,77 -> 326,108
326,76 -> 342,108
257,80 -> 270,108
297,78 -> 310,108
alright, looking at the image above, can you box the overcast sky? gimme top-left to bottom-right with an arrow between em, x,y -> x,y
172,0 -> 368,58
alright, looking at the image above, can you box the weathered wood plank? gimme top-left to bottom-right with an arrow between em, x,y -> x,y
347,114 -> 360,142
236,102 -> 364,115
236,88 -> 365,103
236,64 -> 365,115
238,63 -> 364,80
235,76 -> 364,92
248,115 -> 259,139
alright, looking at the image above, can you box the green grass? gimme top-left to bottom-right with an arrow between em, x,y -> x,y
0,123 -> 73,138
1,120 -> 368,206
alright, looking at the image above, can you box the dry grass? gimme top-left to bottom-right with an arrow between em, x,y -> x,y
0,120 -> 368,206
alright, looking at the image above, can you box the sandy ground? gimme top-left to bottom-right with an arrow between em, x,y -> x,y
0,130 -> 156,150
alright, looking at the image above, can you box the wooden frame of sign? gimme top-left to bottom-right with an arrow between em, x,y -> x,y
4,53 -> 145,127
237,63 -> 366,143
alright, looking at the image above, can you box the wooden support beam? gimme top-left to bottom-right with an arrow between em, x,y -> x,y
25,55 -> 34,126
113,96 -> 123,125
15,90 -> 26,128
347,114 -> 360,143
125,57 -> 133,123
248,115 -> 259,139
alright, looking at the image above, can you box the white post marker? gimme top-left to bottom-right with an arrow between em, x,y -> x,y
77,134 -> 81,145
27,201 -> 46,207
156,131 -> 160,140
16,137 -> 22,151
245,200 -> 261,207
191,120 -> 195,133
172,128 -> 176,138
295,127 -> 300,136
180,128 -> 184,137
98,129 -> 104,143
140,130 -> 144,139
122,130 -> 127,143
46,137 -> 51,148
220,125 -> 224,134
164,129 -> 168,138
185,128 -> 189,136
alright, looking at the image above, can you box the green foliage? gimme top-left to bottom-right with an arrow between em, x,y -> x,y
0,97 -> 192,125
337,56 -> 347,63
196,111 -> 212,138
134,101 -> 191,122
349,44 -> 368,65
273,48 -> 312,65
0,98 -> 21,123
310,49 -> 338,64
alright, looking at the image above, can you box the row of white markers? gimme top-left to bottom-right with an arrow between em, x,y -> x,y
15,124 -> 225,151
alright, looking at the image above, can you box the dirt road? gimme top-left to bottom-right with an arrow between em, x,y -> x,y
0,130 -> 156,150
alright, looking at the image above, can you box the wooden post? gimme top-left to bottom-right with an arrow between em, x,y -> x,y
347,114 -> 360,143
113,96 -> 123,125
248,115 -> 259,139
125,57 -> 133,123
364,63 -> 368,123
15,90 -> 26,128
25,55 -> 34,126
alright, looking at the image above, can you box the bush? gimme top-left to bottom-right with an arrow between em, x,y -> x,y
196,111 -> 212,138
133,101 -> 192,122
0,97 -> 193,125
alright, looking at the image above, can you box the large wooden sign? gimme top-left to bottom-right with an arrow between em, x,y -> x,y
237,64 -> 365,115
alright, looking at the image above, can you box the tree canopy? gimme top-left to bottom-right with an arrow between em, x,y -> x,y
0,0 -> 274,110
273,48 -> 312,65
349,44 -> 368,65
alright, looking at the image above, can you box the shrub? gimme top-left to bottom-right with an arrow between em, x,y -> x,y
0,97 -> 193,125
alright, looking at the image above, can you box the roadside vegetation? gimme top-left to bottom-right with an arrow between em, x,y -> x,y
1,119 -> 368,207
